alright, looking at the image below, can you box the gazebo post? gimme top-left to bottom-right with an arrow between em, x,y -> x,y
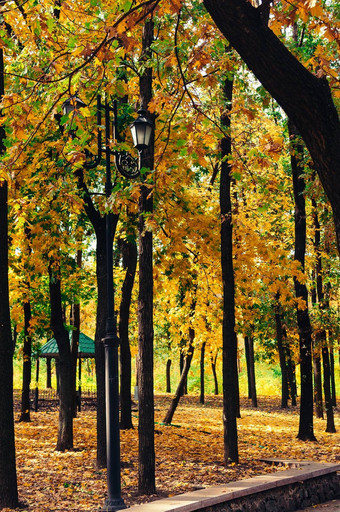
34,358 -> 40,412
78,357 -> 82,412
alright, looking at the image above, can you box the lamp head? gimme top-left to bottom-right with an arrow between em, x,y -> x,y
62,95 -> 87,116
130,109 -> 153,151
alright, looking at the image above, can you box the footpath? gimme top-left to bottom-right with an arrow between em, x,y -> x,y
296,499 -> 340,511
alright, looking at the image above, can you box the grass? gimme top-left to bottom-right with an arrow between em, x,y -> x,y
14,352 -> 289,397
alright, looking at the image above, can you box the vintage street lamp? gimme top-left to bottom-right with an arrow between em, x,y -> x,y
62,95 -> 87,115
130,109 -> 153,151
62,94 -> 153,511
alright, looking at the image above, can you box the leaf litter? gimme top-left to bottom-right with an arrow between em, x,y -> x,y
6,395 -> 339,512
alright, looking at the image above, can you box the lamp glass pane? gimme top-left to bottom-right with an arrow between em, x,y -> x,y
130,124 -> 138,147
136,123 -> 146,147
144,124 -> 152,147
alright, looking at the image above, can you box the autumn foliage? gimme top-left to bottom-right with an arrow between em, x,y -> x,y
0,0 -> 339,509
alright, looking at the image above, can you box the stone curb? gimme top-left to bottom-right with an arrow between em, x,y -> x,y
127,462 -> 340,512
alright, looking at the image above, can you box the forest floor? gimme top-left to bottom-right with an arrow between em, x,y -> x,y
7,395 -> 340,512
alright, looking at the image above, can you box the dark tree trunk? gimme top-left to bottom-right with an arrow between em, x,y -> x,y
289,120 -> 316,441
313,200 -> 335,431
19,300 -> 32,421
274,299 -> 289,409
46,358 -> 52,388
211,353 -> 219,395
70,302 -> 80,419
284,333 -> 297,406
322,345 -> 336,433
70,248 -> 82,418
166,358 -> 171,393
203,0 -> 340,255
313,349 -> 324,419
163,335 -> 195,425
179,350 -> 188,395
0,180 -> 19,508
247,336 -> 257,408
49,263 -> 74,451
312,200 -> 323,419
34,358 -> 39,411
119,237 -> 137,430
329,348 -> 336,407
200,342 -> 206,405
137,17 -> 156,496
76,167 -> 118,468
220,72 -> 239,463
94,222 -> 108,467
244,336 -> 252,399
19,225 -> 33,422
0,48 -> 18,507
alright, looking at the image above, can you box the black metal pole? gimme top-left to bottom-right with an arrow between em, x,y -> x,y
102,97 -> 126,512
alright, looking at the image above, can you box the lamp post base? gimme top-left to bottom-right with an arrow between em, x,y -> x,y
101,497 -> 126,512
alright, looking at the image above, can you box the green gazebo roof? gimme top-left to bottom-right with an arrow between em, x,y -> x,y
39,332 -> 95,358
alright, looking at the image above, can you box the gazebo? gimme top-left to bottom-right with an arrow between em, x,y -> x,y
34,332 -> 95,410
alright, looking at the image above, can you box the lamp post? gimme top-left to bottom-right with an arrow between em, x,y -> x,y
62,94 -> 153,511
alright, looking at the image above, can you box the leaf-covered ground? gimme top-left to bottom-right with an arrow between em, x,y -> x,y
7,395 -> 340,512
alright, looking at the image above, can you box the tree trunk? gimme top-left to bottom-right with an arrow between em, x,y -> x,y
313,349 -> 324,419
329,347 -> 336,407
322,345 -> 336,433
19,300 -> 32,421
311,201 -> 324,419
244,336 -> 252,399
0,47 -> 18,507
94,222 -> 109,467
70,248 -> 82,418
76,165 -> 119,467
179,349 -> 188,395
274,299 -> 289,409
284,331 -> 297,406
220,71 -> 239,463
166,358 -> 171,394
0,180 -> 19,508
289,120 -> 316,441
163,334 -> 195,425
119,237 -> 137,430
34,358 -> 39,411
19,224 -> 33,422
247,336 -> 257,408
203,0 -> 340,255
211,352 -> 219,395
49,263 -> 74,451
137,17 -> 156,496
313,200 -> 335,432
70,302 -> 80,419
200,342 -> 206,405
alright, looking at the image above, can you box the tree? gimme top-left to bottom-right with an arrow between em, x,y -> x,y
76,166 -> 119,467
19,299 -> 32,421
220,71 -> 239,463
203,0 -> 340,254
0,183 -> 18,508
137,17 -> 156,495
119,234 -> 137,430
289,120 -> 315,441
0,47 -> 18,508
49,260 -> 74,451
